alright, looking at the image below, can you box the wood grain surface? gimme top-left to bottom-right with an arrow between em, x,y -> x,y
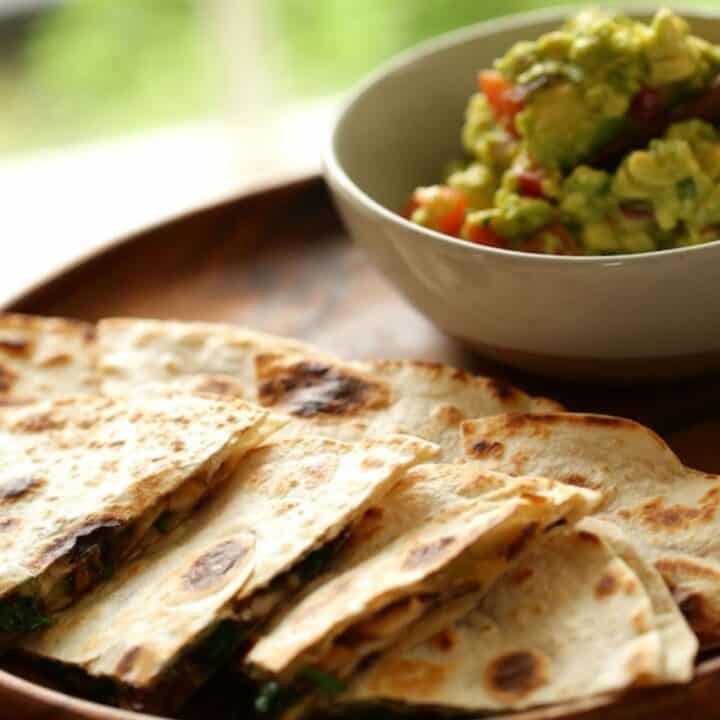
3,176 -> 720,720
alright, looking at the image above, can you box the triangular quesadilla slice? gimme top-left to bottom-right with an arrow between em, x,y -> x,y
246,464 -> 599,715
21,434 -> 437,713
0,313 -> 97,405
462,412 -> 720,645
97,318 -> 330,399
0,387 -> 279,644
255,354 -> 562,460
97,317 -> 560,461
344,518 -> 696,715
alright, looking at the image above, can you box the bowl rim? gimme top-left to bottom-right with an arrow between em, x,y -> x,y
324,2 -> 720,266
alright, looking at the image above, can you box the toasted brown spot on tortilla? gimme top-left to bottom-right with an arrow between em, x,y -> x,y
430,629 -> 457,652
637,497 -> 716,531
0,476 -> 44,502
624,578 -> 640,596
578,415 -> 631,427
0,518 -> 19,531
368,658 -> 447,696
509,567 -> 534,585
433,404 -> 465,426
40,353 -> 72,368
0,397 -> 31,407
487,379 -> 517,402
595,571 -> 619,598
0,338 -> 31,356
633,609 -> 651,633
486,651 -> 547,699
116,646 -> 142,677
502,413 -> 634,431
655,556 -> 720,582
0,364 -> 18,393
701,487 -> 720,504
361,456 -> 385,470
403,536 -> 455,570
14,411 -> 66,433
184,538 -> 253,591
506,523 -> 539,560
469,440 -> 505,458
193,378 -> 242,397
257,361 -> 389,418
562,473 -> 599,490
521,492 -> 547,506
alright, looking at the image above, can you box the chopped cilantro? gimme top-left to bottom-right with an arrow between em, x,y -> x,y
0,596 -> 51,633
299,666 -> 348,696
676,177 -> 696,200
254,680 -> 305,715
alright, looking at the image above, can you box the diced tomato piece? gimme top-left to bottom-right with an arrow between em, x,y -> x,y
463,222 -> 507,248
515,168 -> 546,198
405,186 -> 467,236
479,70 -> 525,134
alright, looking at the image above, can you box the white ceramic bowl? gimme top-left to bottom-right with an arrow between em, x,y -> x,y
324,6 -> 720,382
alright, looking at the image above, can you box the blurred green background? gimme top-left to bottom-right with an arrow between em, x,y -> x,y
0,0 -> 716,156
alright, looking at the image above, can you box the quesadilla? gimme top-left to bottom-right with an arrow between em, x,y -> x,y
344,518 -> 696,715
21,434 -> 437,713
463,412 -> 720,645
0,387 -> 278,644
0,313 -> 97,405
255,353 -> 562,460
97,318 -> 329,399
246,464 -> 599,715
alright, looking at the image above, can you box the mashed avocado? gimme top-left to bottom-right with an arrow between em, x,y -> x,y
406,9 -> 720,254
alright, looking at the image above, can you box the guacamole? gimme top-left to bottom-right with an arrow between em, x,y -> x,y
405,9 -> 720,254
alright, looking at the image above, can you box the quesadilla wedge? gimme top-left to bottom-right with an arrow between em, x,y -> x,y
0,387 -> 278,644
463,412 -> 720,645
344,518 -> 696,715
246,464 -> 599,715
97,318 -> 329,399
255,353 -> 562,460
21,434 -> 437,713
0,313 -> 97,405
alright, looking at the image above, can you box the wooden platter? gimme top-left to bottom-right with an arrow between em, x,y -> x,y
3,175 -> 720,720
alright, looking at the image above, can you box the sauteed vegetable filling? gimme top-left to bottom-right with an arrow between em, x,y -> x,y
405,9 -> 720,254
0,456 -> 237,646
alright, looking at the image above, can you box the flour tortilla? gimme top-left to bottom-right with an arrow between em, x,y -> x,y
22,434 -> 437,712
463,412 -> 720,645
255,354 -> 562,460
0,313 -> 97,405
98,318 -> 559,460
346,519 -> 696,714
97,318 -> 329,399
0,388 -> 277,631
247,464 -> 599,685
